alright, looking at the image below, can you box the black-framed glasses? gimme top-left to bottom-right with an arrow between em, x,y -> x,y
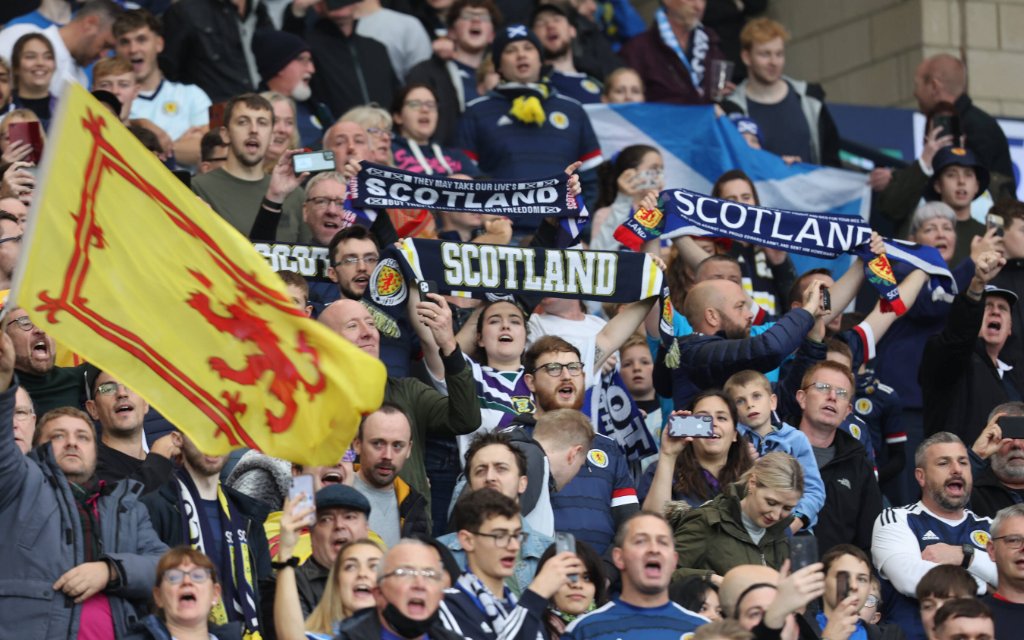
803,381 -> 850,399
532,361 -> 584,378
162,568 -> 212,585
471,529 -> 528,548
7,316 -> 34,332
0,234 -> 22,245
993,534 -> 1024,550
379,567 -> 443,583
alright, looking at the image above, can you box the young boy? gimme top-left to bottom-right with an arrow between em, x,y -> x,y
439,488 -> 584,640
92,57 -> 139,122
914,565 -> 978,640
724,369 -> 825,533
277,269 -> 314,317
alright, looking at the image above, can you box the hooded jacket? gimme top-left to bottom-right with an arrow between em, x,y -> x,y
670,481 -> 792,581
813,429 -> 883,555
0,382 -> 168,639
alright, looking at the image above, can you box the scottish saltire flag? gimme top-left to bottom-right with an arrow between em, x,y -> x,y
585,103 -> 871,275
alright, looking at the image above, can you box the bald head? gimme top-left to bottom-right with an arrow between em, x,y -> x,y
319,299 -> 380,358
683,279 -> 752,338
720,564 -> 780,618
915,54 -> 966,112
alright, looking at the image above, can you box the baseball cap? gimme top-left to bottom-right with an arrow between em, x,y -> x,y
984,284 -> 1019,305
315,484 -> 371,515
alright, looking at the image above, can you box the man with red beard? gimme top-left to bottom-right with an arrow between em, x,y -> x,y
872,432 -> 996,640
352,403 -> 430,547
798,360 -> 881,557
497,336 -> 639,555
141,435 -> 273,637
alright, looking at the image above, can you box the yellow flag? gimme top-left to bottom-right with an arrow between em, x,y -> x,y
12,84 -> 386,466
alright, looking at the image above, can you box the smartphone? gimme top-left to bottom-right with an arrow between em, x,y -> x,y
418,280 -> 439,297
999,416 -> 1024,440
292,150 -> 336,174
8,121 -> 43,164
987,213 -> 1005,238
790,535 -> 819,572
555,532 -> 578,582
667,414 -> 715,439
208,101 -> 227,130
821,285 -> 831,313
288,474 -> 316,526
933,114 -> 961,141
836,570 -> 850,601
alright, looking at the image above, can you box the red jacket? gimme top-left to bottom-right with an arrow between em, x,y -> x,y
620,23 -> 725,105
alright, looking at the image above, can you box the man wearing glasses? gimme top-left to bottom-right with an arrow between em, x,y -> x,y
984,503 -> 1024,637
335,538 -> 464,639
4,306 -> 87,416
797,360 -> 883,558
85,369 -> 179,495
872,432 -> 995,640
439,488 -> 584,639
0,210 -> 21,291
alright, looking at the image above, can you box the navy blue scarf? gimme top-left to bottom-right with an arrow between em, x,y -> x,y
615,188 -> 958,314
348,162 -> 588,245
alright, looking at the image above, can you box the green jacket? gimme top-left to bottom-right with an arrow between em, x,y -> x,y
671,482 -> 791,582
385,345 -> 482,520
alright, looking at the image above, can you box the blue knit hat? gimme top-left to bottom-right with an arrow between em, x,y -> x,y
491,24 -> 544,62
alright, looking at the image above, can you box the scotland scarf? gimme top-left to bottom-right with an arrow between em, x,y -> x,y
348,162 -> 589,246
396,238 -> 663,303
582,369 -> 658,481
656,8 -> 709,94
176,471 -> 262,638
252,242 -> 331,282
615,189 -> 958,314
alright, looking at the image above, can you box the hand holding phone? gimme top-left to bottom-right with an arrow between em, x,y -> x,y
555,532 -> 578,582
999,416 -> 1024,440
8,121 -> 43,165
820,285 -> 831,313
667,414 -> 715,439
418,280 -> 439,297
288,474 -> 316,526
790,535 -> 819,572
835,570 -> 850,601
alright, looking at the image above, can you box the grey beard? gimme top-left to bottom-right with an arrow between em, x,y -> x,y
291,82 -> 312,102
992,454 -> 1024,483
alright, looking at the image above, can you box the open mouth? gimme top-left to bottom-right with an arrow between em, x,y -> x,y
352,582 -> 373,599
114,402 -> 134,415
498,333 -> 514,343
987,319 -> 1003,332
643,558 -> 662,578
500,554 -> 516,569
244,138 -> 261,153
406,597 -> 427,616
945,478 -> 965,495
821,404 -> 838,416
321,470 -> 343,485
178,592 -> 197,604
31,339 -> 49,358
557,384 -> 575,400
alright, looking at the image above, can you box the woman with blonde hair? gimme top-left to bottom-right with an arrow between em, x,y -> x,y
261,91 -> 300,173
671,451 -> 804,584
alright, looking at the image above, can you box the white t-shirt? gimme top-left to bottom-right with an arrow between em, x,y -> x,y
0,23 -> 85,97
130,78 -> 211,141
356,8 -> 432,82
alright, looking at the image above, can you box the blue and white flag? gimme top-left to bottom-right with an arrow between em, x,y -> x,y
585,103 -> 872,275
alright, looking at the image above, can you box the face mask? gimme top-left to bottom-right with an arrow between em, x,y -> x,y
381,602 -> 439,639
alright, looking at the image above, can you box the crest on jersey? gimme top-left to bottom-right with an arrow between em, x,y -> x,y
855,398 -> 873,415
550,111 -> 570,130
587,448 -> 608,468
971,530 -> 991,547
511,396 -> 535,413
849,423 -> 862,439
582,79 -> 601,95
370,258 -> 407,307
163,101 -> 179,115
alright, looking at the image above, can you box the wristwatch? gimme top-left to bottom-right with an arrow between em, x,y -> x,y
272,557 -> 300,570
961,543 -> 975,568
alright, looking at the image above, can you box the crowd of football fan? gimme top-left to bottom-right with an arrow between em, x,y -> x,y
0,0 -> 1022,639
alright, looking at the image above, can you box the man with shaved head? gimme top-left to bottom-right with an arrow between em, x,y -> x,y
668,277 -> 829,408
320,298 -> 481,527
719,562 -> 826,635
914,53 -> 1014,200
